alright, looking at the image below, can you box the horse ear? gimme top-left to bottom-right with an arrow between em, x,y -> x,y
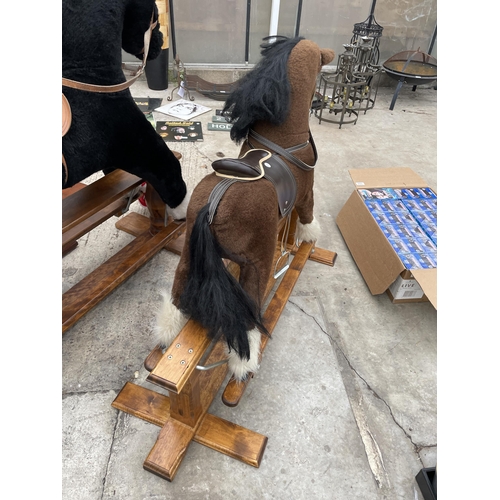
321,49 -> 335,66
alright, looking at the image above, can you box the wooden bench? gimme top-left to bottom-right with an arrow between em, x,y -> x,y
62,169 -> 186,334
112,210 -> 337,481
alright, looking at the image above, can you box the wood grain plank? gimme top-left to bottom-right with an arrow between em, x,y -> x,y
62,220 -> 185,333
62,197 -> 129,253
62,169 -> 142,233
143,418 -> 195,482
195,413 -> 267,467
111,382 -> 170,427
286,243 -> 337,267
146,321 -> 213,394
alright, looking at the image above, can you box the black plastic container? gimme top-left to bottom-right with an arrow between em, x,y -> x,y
415,467 -> 437,500
145,49 -> 169,90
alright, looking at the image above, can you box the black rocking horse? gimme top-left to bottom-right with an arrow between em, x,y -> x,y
62,0 -> 189,218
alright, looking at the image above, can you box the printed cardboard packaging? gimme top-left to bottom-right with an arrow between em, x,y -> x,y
336,167 -> 437,309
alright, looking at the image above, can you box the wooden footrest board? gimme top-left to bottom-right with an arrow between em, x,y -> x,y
62,197 -> 129,254
63,169 -> 142,234
62,220 -> 185,333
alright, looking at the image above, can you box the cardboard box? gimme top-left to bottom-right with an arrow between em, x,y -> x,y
336,168 -> 437,309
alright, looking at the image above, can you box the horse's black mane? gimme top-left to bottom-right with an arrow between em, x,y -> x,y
222,36 -> 304,144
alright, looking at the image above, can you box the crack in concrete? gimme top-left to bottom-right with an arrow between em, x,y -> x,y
288,297 -> 332,340
294,295 -> 436,487
100,409 -> 121,500
62,388 -> 120,399
288,297 -> 390,489
333,331 -> 428,457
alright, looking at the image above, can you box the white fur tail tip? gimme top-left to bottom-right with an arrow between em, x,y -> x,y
167,189 -> 191,221
295,216 -> 321,244
153,290 -> 188,349
227,328 -> 262,382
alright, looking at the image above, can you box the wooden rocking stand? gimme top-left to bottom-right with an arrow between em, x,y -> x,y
112,210 -> 337,481
62,166 -> 186,334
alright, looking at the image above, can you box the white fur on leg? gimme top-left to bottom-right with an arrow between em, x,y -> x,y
295,216 -> 321,244
227,328 -> 262,382
167,190 -> 191,221
153,290 -> 188,349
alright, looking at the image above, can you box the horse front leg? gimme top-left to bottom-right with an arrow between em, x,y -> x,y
294,185 -> 321,244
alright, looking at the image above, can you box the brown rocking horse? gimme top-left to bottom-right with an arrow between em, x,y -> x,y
154,36 -> 335,381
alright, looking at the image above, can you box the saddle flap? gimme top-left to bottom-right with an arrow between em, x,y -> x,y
263,155 -> 297,218
62,93 -> 72,137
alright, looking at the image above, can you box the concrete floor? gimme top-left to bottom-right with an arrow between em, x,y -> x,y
62,78 -> 437,499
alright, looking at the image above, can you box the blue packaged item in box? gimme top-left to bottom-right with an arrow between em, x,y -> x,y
402,199 -> 422,212
398,210 -> 419,224
414,251 -> 437,268
395,221 -> 427,239
412,210 -> 436,225
364,199 -> 385,213
372,211 -> 393,225
391,199 -> 410,212
400,252 -> 425,269
404,237 -> 428,254
400,188 -> 424,199
385,212 -> 408,225
379,223 -> 401,239
378,199 -> 403,212
419,222 -> 437,240
388,237 -> 412,254
417,237 -> 437,253
416,226 -> 432,240
416,198 -> 437,211
358,188 -> 398,200
393,188 -> 406,199
419,187 -> 437,198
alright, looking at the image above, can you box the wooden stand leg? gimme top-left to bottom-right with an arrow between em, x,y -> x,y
113,331 -> 267,482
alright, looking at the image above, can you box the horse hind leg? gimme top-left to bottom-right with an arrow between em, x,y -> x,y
225,245 -> 275,382
153,289 -> 189,350
152,238 -> 192,350
227,327 -> 262,381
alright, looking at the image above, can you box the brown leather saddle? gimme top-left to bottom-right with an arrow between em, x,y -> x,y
210,148 -> 297,220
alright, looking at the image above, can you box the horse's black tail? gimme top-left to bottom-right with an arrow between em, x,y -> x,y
178,204 -> 268,360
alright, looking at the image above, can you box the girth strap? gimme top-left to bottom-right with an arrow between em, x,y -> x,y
207,178 -> 239,224
248,129 -> 317,171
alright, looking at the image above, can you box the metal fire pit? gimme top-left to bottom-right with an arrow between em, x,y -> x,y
383,49 -> 437,110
